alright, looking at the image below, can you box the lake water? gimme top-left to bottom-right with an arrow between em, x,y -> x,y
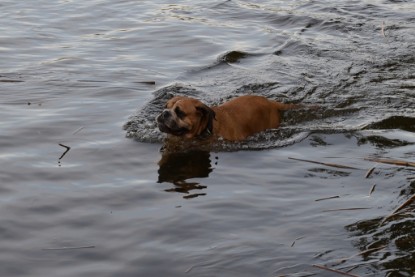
1,0 -> 415,276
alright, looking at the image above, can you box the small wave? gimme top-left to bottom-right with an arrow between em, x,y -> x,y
274,40 -> 316,57
192,50 -> 265,72
363,116 -> 415,132
217,50 -> 250,63
124,84 -> 203,143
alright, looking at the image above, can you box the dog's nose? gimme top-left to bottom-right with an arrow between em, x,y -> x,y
161,109 -> 171,119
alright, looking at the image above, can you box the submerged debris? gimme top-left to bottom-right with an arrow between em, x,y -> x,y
58,143 -> 71,160
380,193 -> 415,225
288,157 -> 359,170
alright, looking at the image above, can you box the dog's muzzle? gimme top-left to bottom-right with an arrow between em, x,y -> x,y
156,110 -> 188,136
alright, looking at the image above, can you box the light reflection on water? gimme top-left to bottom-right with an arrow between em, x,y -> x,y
1,0 -> 414,276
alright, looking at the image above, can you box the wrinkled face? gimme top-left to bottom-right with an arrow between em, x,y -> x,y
156,96 -> 215,139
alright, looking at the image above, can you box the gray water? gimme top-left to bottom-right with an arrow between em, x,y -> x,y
1,0 -> 415,276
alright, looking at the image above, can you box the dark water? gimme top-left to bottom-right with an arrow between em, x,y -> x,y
1,1 -> 415,276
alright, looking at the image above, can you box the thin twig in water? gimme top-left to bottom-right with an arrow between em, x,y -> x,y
322,207 -> 371,212
315,195 -> 340,202
380,193 -> 415,225
42,245 -> 95,251
0,79 -> 24,83
337,260 -> 380,272
58,143 -> 71,160
312,264 -> 360,277
345,265 -> 360,273
291,236 -> 305,247
335,245 -> 386,264
365,166 -> 376,178
72,126 -> 85,135
364,157 -> 415,168
337,260 -> 381,272
135,81 -> 156,85
368,184 -> 376,196
288,157 -> 359,169
381,21 -> 386,37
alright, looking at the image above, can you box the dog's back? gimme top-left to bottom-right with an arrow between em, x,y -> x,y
212,95 -> 299,140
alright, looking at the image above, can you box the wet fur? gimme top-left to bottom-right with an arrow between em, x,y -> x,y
157,95 -> 302,141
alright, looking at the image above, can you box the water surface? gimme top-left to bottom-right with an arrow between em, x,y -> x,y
1,0 -> 415,276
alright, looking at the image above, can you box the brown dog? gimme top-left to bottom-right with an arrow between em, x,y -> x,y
156,95 -> 301,141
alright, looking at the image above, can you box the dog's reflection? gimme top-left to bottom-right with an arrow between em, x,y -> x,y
158,150 -> 214,199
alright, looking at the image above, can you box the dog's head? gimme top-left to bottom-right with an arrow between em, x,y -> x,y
156,96 -> 216,139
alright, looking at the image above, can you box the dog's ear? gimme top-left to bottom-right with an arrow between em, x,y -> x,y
196,105 -> 216,134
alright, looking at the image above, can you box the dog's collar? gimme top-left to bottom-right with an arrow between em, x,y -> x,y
196,105 -> 216,140
197,115 -> 215,139
197,125 -> 213,139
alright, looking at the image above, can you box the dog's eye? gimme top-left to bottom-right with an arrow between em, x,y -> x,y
175,107 -> 186,119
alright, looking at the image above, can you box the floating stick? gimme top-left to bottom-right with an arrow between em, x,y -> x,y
345,265 -> 359,273
381,193 -> 415,224
365,167 -> 376,178
290,236 -> 305,247
72,126 -> 85,135
42,245 -> 95,251
312,264 -> 360,277
337,260 -> 380,272
368,184 -> 376,196
58,143 -> 71,160
315,195 -> 340,202
381,21 -> 386,37
0,79 -> 24,83
322,207 -> 370,212
135,81 -> 156,85
364,158 -> 415,168
336,245 -> 385,264
288,157 -> 359,169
